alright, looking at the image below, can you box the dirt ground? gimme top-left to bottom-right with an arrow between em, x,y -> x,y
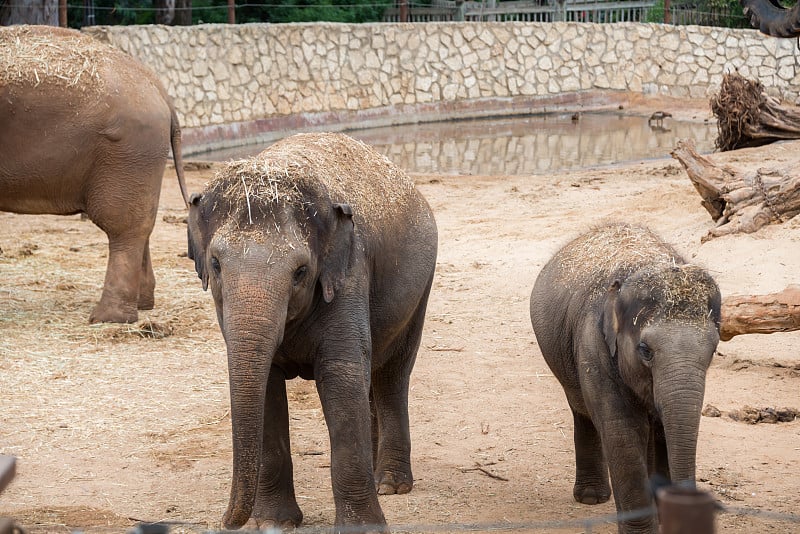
1,101 -> 799,533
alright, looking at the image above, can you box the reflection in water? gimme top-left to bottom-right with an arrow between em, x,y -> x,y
194,112 -> 717,175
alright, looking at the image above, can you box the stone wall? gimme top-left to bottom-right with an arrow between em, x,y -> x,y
84,22 -> 799,153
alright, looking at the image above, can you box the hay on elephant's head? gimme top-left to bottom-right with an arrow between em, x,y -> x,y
556,223 -> 718,325
629,263 -> 720,325
557,223 -> 679,286
0,25 -> 113,89
205,132 -> 417,239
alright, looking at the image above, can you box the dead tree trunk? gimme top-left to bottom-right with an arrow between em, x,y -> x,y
720,285 -> 800,341
712,72 -> 800,151
671,139 -> 800,239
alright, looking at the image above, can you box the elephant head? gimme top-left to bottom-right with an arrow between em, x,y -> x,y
187,160 -> 355,528
601,263 -> 721,484
740,0 -> 800,37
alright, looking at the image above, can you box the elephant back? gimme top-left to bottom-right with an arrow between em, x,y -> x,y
0,25 -> 167,107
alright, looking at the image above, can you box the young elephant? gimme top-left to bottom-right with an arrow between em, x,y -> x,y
530,223 -> 721,534
187,133 -> 437,532
0,25 -> 188,323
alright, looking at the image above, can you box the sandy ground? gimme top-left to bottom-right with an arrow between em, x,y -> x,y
1,105 -> 799,533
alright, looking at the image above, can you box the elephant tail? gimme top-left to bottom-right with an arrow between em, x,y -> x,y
170,105 -> 190,208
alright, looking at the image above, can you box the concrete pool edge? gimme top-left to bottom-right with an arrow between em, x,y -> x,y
181,90 -> 666,157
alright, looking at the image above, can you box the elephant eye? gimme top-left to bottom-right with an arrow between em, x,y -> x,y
211,256 -> 221,275
292,265 -> 308,286
638,341 -> 654,362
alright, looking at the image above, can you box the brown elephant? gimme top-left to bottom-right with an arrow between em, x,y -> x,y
530,223 -> 721,534
187,133 -> 438,532
0,25 -> 188,323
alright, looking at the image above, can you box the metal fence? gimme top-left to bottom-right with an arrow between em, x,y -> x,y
383,0 -> 657,23
383,0 -> 750,26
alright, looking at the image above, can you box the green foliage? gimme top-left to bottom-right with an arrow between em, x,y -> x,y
69,0 -> 155,27
646,0 -> 749,27
69,0 -> 394,26
241,0 -> 393,23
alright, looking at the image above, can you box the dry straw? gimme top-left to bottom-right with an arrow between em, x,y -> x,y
204,132 -> 418,237
0,25 -> 112,89
555,223 -> 718,324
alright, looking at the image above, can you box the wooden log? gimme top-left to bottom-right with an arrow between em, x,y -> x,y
671,139 -> 800,240
711,72 -> 800,151
720,285 -> 800,341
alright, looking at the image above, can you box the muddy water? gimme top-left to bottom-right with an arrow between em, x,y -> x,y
192,112 -> 717,175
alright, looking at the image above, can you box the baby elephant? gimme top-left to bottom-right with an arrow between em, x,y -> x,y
187,133 -> 437,532
530,223 -> 721,534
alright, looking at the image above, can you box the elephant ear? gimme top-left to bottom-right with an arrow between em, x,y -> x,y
187,193 -> 210,291
319,202 -> 354,303
601,280 -> 622,359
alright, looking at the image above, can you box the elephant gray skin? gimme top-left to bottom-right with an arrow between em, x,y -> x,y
740,0 -> 800,37
529,223 -> 721,534
0,25 -> 188,323
187,132 -> 438,532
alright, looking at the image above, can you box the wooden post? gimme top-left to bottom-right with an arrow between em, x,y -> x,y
59,0 -> 67,26
399,0 -> 408,22
657,486 -> 717,534
664,0 -> 671,23
228,0 -> 235,24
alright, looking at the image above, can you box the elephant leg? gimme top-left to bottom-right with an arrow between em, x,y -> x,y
90,231 -> 148,324
602,422 -> 657,533
649,421 -> 670,483
371,368 -> 413,495
370,283 -> 430,495
316,353 -> 387,533
572,410 -> 611,504
137,238 -> 156,310
85,179 -> 158,324
249,367 -> 303,529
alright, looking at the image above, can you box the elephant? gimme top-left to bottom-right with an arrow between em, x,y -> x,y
740,0 -> 800,37
0,25 -> 188,323
529,223 -> 721,534
186,132 -> 438,531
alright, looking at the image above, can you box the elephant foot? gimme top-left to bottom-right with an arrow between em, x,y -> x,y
573,482 -> 611,505
375,470 -> 413,495
245,515 -> 302,531
137,297 -> 155,311
250,499 -> 303,529
90,301 -> 138,324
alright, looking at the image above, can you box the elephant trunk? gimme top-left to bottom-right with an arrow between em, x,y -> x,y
654,366 -> 707,486
741,0 -> 800,38
220,276 -> 290,530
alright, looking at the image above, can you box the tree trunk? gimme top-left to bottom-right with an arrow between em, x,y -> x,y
670,139 -> 800,240
0,0 -> 58,24
174,0 -> 191,24
720,285 -> 800,341
153,0 -> 176,24
711,73 -> 800,151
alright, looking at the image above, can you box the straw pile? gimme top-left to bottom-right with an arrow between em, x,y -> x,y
0,25 -> 113,90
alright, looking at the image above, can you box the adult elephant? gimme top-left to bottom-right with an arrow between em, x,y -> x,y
0,25 -> 188,323
530,223 -> 721,534
740,0 -> 800,37
187,133 -> 438,531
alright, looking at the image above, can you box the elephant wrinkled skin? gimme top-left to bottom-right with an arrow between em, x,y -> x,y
187,133 -> 437,532
0,25 -> 188,323
529,223 -> 721,534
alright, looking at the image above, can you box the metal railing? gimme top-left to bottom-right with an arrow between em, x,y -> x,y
383,0 -> 656,23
